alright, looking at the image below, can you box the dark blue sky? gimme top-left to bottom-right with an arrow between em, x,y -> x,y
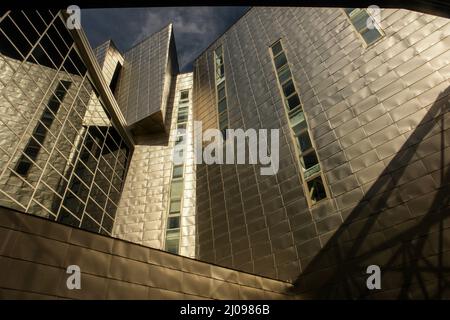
81,7 -> 249,72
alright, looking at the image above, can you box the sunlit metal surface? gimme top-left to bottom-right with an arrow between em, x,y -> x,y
0,11 -> 131,235
193,7 -> 450,287
113,73 -> 196,258
0,207 -> 293,299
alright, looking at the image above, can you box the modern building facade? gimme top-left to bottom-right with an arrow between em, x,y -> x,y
0,7 -> 449,299
193,7 -> 450,298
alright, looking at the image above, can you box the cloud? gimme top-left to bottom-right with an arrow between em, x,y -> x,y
82,7 -> 248,72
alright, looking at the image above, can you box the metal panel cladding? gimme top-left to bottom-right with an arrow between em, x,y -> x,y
193,6 -> 450,295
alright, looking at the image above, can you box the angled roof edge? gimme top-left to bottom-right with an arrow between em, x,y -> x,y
123,22 -> 173,55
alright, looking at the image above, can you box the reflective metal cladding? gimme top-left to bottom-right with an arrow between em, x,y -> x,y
193,7 -> 450,289
1,7 -> 450,299
0,11 -> 131,235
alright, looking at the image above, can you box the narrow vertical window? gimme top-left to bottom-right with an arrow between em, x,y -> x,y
214,45 -> 228,139
344,8 -> 383,46
270,40 -> 328,206
15,80 -> 71,176
164,89 -> 191,254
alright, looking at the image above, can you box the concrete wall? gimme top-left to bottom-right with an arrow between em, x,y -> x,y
193,6 -> 450,298
0,207 -> 292,299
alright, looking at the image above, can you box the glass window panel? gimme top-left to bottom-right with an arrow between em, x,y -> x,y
105,200 -> 117,218
351,10 -> 369,31
22,11 -> 47,36
177,107 -> 188,123
85,197 -> 104,223
108,186 -> 121,205
282,80 -> 296,98
62,191 -> 85,217
33,181 -> 62,215
361,27 -> 383,45
292,120 -> 307,136
274,52 -> 287,69
170,180 -> 183,199
278,66 -> 292,84
172,165 -> 183,178
81,213 -> 100,233
219,111 -> 228,129
68,174 -> 89,202
298,132 -> 313,153
90,183 -> 107,208
165,237 -> 179,254
1,15 -> 32,58
170,199 -> 181,213
52,16 -> 74,48
38,33 -> 64,68
64,48 -> 87,75
217,64 -> 224,80
307,176 -> 327,204
114,162 -> 125,180
57,207 -> 80,228
101,214 -> 114,233
218,97 -> 227,113
301,151 -> 319,170
271,41 -> 283,56
345,8 -> 356,15
180,90 -> 189,101
8,11 -> 40,47
37,10 -> 54,25
287,94 -> 301,110
27,44 -> 52,68
217,85 -> 226,101
168,216 -> 180,230
74,161 -> 94,186
15,159 -> 32,176
108,128 -> 122,150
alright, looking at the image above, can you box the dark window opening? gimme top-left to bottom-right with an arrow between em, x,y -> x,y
307,176 -> 327,204
109,62 -> 122,95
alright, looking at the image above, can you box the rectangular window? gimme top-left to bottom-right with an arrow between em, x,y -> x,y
177,107 -> 188,124
169,199 -> 181,214
270,40 -> 328,207
344,8 -> 383,46
180,90 -> 189,102
166,230 -> 180,254
215,46 -> 225,82
165,88 -> 188,255
307,176 -> 327,204
172,164 -> 183,178
168,216 -> 180,229
170,180 -> 183,199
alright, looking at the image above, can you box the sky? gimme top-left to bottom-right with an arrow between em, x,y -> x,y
81,7 -> 249,72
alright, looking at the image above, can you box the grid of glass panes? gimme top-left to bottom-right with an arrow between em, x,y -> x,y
344,8 -> 383,46
214,45 -> 228,139
0,10 -> 131,234
165,89 -> 189,254
270,40 -> 327,205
